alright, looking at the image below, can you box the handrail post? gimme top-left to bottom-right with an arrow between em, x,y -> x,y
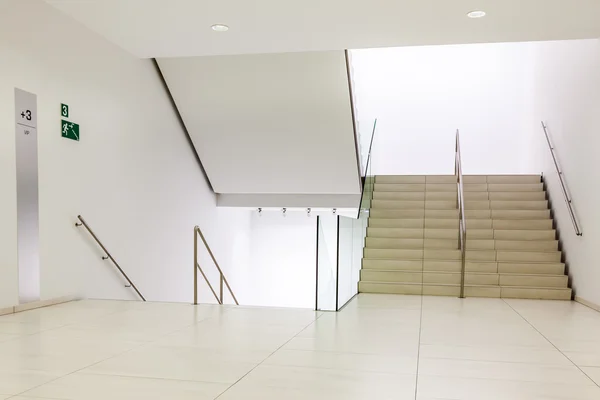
193,225 -> 240,306
455,131 -> 467,299
219,274 -> 224,304
194,226 -> 198,305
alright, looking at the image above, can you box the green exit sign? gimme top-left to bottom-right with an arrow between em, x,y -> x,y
61,120 -> 79,141
61,103 -> 69,118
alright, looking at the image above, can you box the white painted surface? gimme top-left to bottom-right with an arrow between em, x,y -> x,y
1,297 -> 600,398
244,212 -> 317,309
351,43 -> 537,175
158,52 -> 360,197
0,0 -> 250,306
530,39 -> 600,306
44,0 -> 600,58
217,193 -> 361,208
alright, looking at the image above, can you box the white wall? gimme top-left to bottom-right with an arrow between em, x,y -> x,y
351,43 -> 537,175
530,39 -> 600,306
0,0 -> 251,307
157,52 -> 361,202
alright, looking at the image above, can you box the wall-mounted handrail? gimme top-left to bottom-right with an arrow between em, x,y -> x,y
75,215 -> 146,301
541,122 -> 582,236
454,131 -> 467,298
193,226 -> 239,305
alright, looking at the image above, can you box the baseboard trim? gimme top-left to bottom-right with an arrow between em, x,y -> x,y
1,296 -> 79,316
575,296 -> 600,312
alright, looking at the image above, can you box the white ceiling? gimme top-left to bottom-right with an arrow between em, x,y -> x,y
46,0 -> 600,58
157,51 -> 360,195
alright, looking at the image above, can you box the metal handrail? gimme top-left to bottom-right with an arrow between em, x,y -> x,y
75,215 -> 146,301
193,226 -> 239,305
455,131 -> 467,298
541,122 -> 583,236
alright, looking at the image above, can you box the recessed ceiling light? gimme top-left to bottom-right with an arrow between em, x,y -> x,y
467,10 -> 486,18
211,24 -> 229,32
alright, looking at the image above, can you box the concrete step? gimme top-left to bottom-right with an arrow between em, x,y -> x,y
358,281 -> 460,296
374,183 -> 520,193
466,240 -> 559,251
465,200 -> 549,210
467,229 -> 556,240
465,261 -> 565,275
372,191 -> 456,201
363,248 -> 461,260
358,281 -> 571,300
465,210 -> 551,219
487,183 -> 544,192
376,175 -> 542,185
367,227 -> 424,238
498,262 -> 565,275
465,250 -> 562,263
464,192 -> 547,201
371,199 -> 460,210
375,175 -> 456,184
467,219 -> 553,230
369,219 -> 425,228
500,286 -> 572,300
464,175 -> 542,184
366,237 -> 458,250
370,209 -> 459,219
373,192 -> 427,201
499,274 -> 568,288
362,259 -> 461,271
365,238 -> 424,249
361,268 -> 567,288
367,227 -> 459,239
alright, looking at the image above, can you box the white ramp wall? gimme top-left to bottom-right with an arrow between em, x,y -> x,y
530,39 -> 600,307
0,0 -> 250,307
351,43 -> 537,175
157,52 -> 361,208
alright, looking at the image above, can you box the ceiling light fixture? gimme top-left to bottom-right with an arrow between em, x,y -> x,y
467,10 -> 486,18
211,24 -> 229,32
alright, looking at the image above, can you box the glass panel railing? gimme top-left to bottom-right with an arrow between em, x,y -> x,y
315,119 -> 377,311
336,210 -> 369,310
316,214 -> 338,311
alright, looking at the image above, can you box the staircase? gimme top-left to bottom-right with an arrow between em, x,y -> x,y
359,175 -> 572,300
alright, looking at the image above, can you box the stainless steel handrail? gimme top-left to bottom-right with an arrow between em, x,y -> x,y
75,215 -> 146,301
455,131 -> 467,298
193,226 -> 239,305
541,122 -> 583,236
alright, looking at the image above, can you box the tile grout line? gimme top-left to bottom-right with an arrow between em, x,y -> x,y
414,293 -> 424,400
502,299 -> 600,388
8,303 -> 237,399
213,312 -> 326,399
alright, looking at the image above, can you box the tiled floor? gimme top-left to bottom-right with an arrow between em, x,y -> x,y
0,295 -> 599,399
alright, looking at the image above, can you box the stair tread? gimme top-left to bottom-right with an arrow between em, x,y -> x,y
359,280 -> 570,290
362,269 -> 566,277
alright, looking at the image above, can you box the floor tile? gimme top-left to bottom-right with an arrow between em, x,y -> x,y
231,364 -> 416,399
84,344 -> 262,384
263,349 -> 417,374
0,370 -> 61,396
417,374 -> 600,400
218,381 -> 415,400
2,296 -> 600,399
582,366 -> 600,385
418,357 -> 594,385
21,372 -> 229,400
420,344 -> 571,366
